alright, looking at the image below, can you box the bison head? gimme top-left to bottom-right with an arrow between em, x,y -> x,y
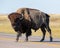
8,12 -> 24,32
14,18 -> 24,32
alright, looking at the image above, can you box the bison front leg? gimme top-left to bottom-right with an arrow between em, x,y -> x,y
26,29 -> 31,42
26,31 -> 29,42
16,32 -> 21,42
26,35 -> 28,42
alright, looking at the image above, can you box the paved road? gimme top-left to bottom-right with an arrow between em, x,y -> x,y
0,33 -> 60,48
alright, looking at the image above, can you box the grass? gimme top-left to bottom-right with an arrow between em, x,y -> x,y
0,15 -> 16,34
0,14 -> 60,38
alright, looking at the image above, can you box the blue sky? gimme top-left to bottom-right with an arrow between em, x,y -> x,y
0,0 -> 60,14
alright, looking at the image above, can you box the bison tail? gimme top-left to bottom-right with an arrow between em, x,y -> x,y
45,13 -> 50,18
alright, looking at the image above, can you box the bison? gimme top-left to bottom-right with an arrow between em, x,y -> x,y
8,8 -> 53,42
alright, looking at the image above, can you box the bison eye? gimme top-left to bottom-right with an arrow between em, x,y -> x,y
12,24 -> 15,26
14,18 -> 19,23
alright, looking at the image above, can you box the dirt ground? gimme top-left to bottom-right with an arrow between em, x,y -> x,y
0,33 -> 60,48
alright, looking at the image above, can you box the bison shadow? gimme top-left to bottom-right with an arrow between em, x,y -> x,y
30,40 -> 60,42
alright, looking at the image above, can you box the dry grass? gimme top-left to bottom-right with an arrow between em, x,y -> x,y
0,15 -> 16,34
0,14 -> 60,38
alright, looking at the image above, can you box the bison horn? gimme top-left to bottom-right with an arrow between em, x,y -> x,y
19,16 -> 23,20
19,14 -> 24,20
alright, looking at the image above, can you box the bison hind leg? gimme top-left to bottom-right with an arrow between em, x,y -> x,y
40,25 -> 46,42
46,26 -> 53,42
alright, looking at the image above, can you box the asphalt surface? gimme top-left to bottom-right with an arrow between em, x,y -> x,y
0,33 -> 60,48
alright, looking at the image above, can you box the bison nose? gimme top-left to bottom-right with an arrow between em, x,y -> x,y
13,26 -> 19,32
12,24 -> 16,28
13,26 -> 16,29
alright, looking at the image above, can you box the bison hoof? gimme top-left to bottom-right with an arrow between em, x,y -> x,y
15,40 -> 18,42
50,37 -> 53,42
40,39 -> 44,42
25,39 -> 28,42
16,40 -> 18,42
